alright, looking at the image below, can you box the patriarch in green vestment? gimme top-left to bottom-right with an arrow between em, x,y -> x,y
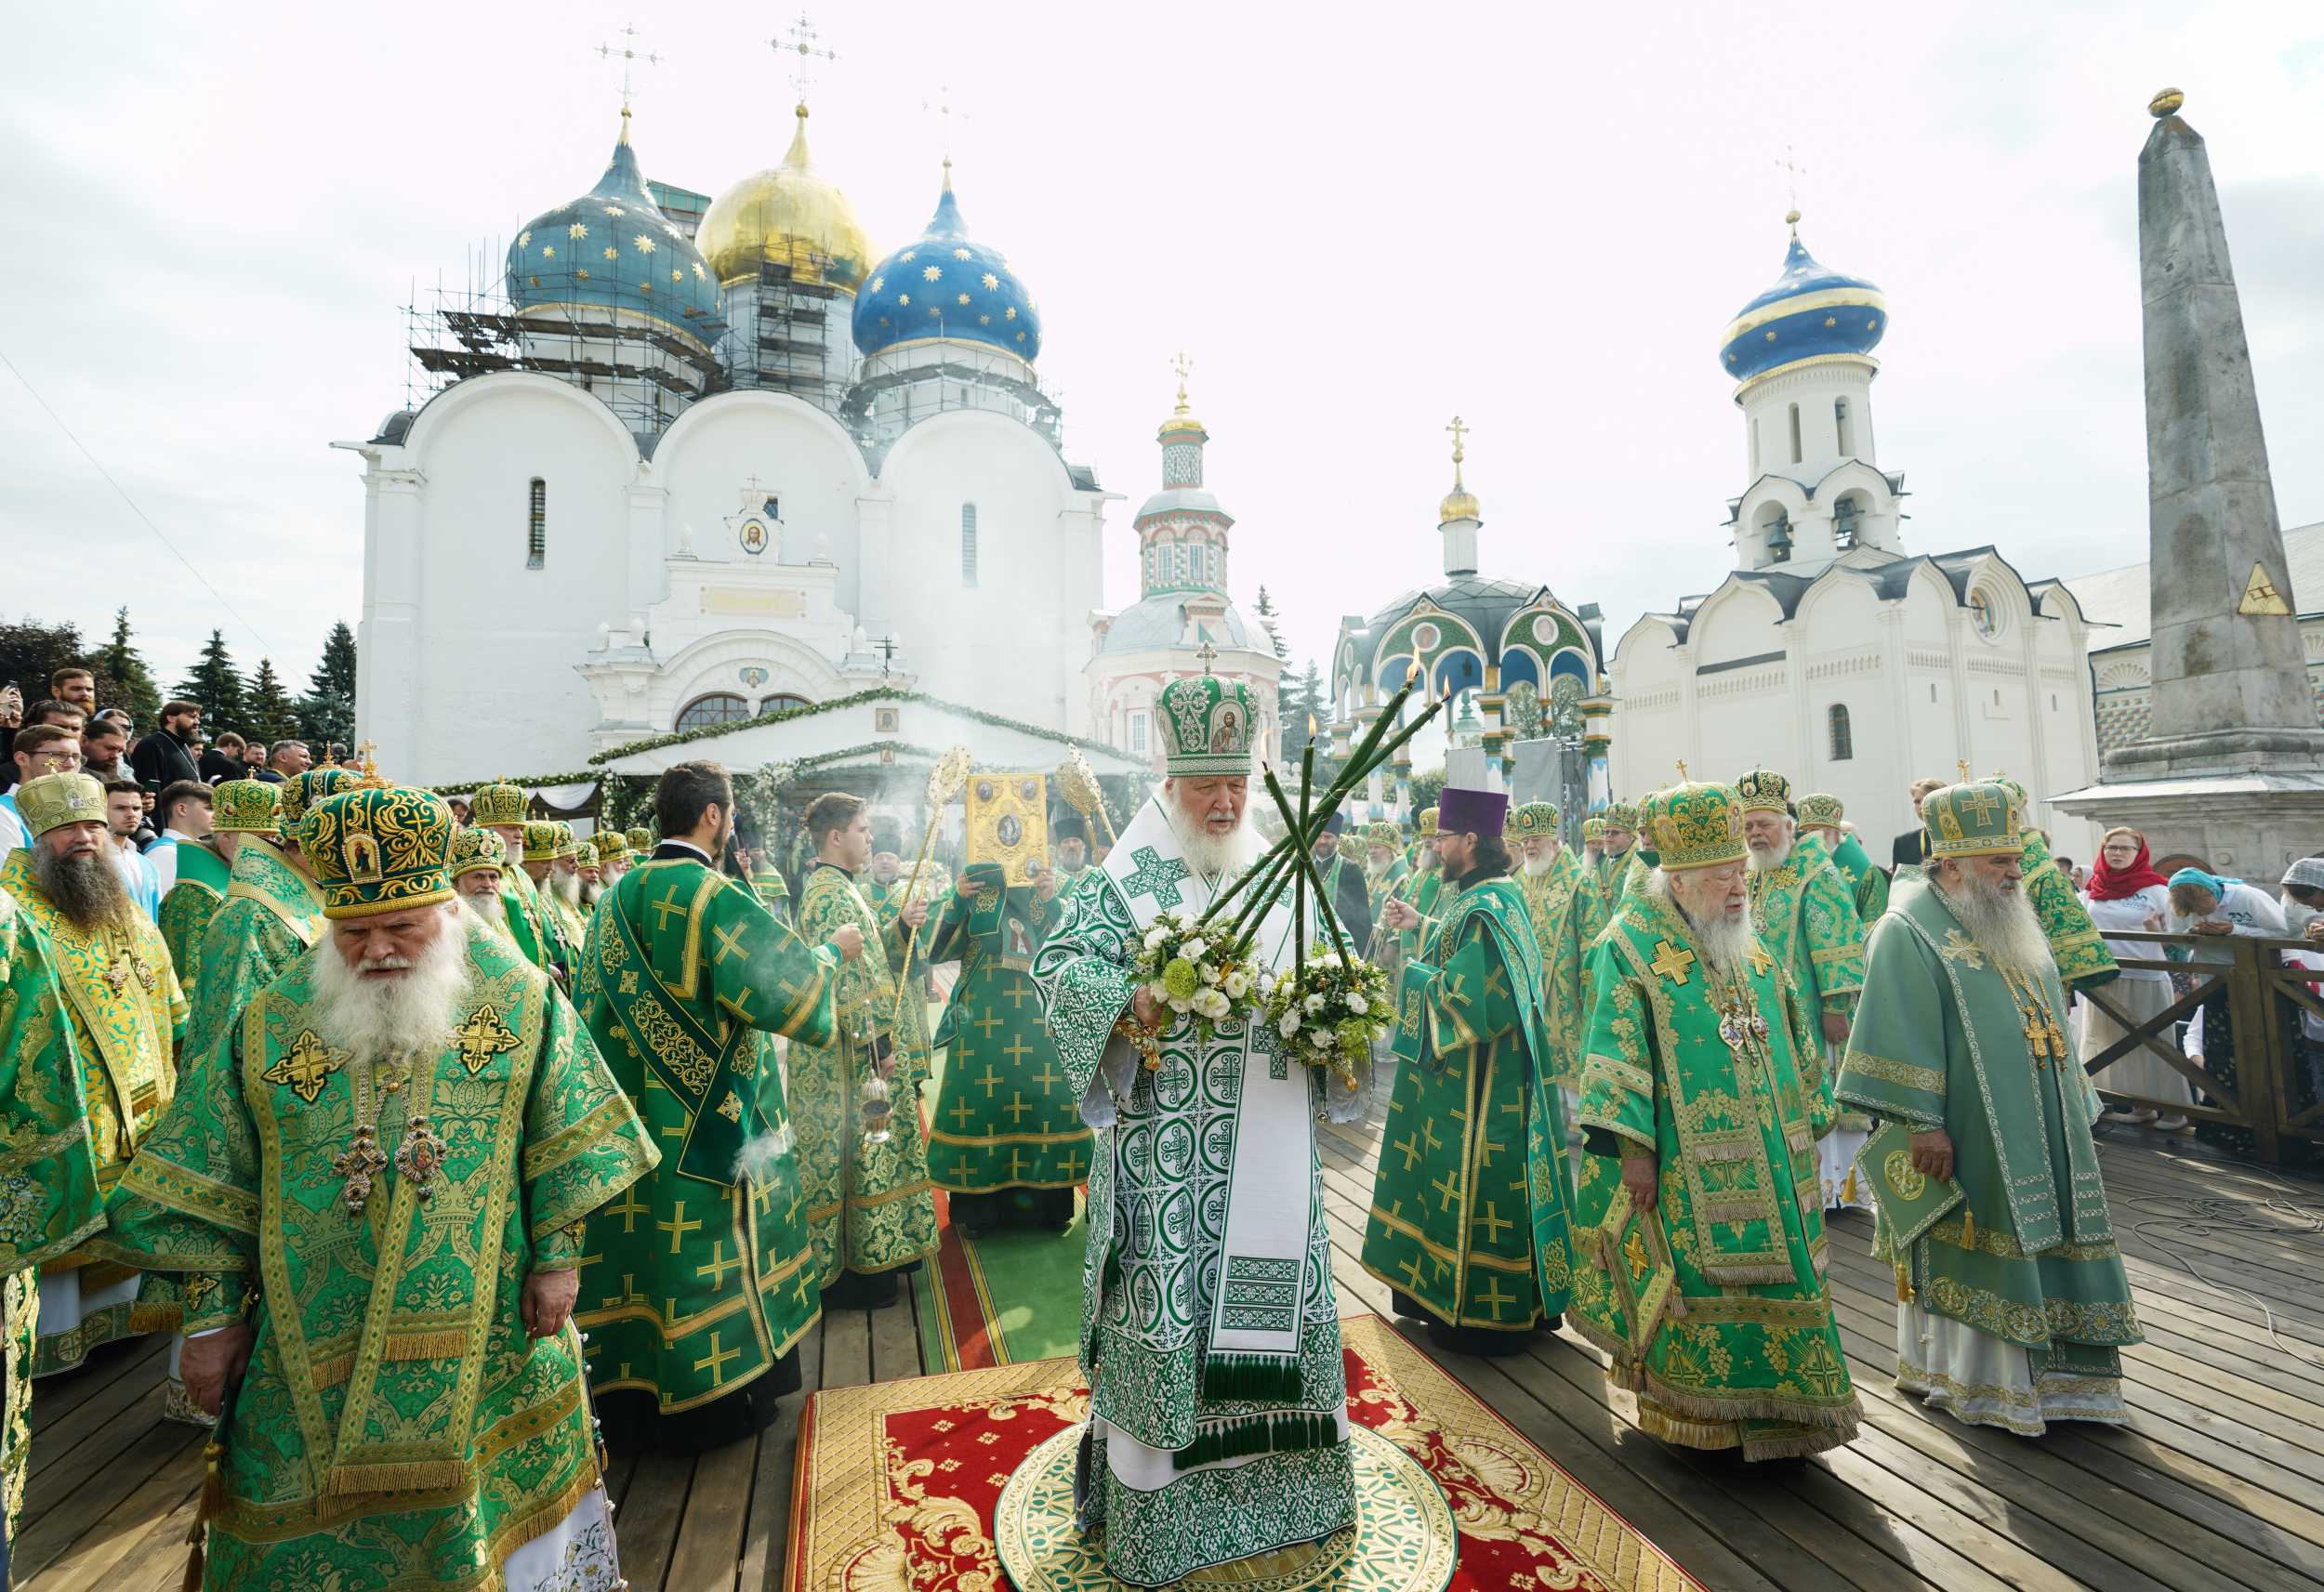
1837,781 -> 2139,1437
1737,770 -> 1870,1214
1570,778 -> 1860,1461
926,860 -> 1088,1234
574,760 -> 851,1451
1508,799 -> 1610,1120
0,774 -> 189,1387
102,783 -> 659,1591
1367,788 -> 1579,1355
0,882 -> 109,1539
789,792 -> 940,1309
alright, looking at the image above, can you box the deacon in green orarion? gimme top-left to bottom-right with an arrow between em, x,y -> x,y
1507,799 -> 1610,1129
1367,787 -> 1579,1355
1838,780 -> 2140,1436
1569,776 -> 1861,1460
926,858 -> 1089,1235
574,760 -> 853,1452
101,783 -> 658,1591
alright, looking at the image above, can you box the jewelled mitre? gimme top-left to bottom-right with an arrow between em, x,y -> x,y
522,821 -> 564,864
1649,780 -> 1748,871
1734,767 -> 1792,815
1599,798 -> 1642,833
1795,792 -> 1846,830
1156,675 -> 1258,777
16,772 -> 106,839
449,825 -> 507,878
1921,782 -> 2024,861
212,778 -> 282,835
300,787 -> 457,919
625,825 -> 654,852
1506,800 -> 1561,841
1416,807 -> 1439,838
279,767 -> 358,840
470,781 -> 528,829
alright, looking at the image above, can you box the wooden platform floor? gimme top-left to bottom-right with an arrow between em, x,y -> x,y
18,1108 -> 2324,1591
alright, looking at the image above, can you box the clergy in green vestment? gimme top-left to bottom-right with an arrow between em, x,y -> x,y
1367,788 -> 1578,1355
0,882 -> 109,1540
471,783 -> 567,981
155,783 -> 231,999
1592,798 -> 1650,911
1,775 -> 190,1387
543,823 -> 589,954
182,770 -> 354,1062
1837,781 -> 2139,1435
1509,801 -> 1610,1116
1986,774 -> 2119,992
1393,808 -> 1446,967
1309,811 -> 1374,954
448,826 -> 517,942
1570,778 -> 1860,1461
102,783 -> 658,1592
627,825 -> 654,853
573,761 -> 850,1450
1738,770 -> 1870,1213
1795,793 -> 1889,924
592,827 -> 632,888
1028,676 -> 1356,1586
1363,820 -> 1408,918
1051,822 -> 1093,890
926,861 -> 1087,1234
789,793 -> 940,1309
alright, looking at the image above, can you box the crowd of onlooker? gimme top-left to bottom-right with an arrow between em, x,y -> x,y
0,666 -> 342,916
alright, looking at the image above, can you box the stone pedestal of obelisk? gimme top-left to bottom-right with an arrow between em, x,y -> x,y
2052,89 -> 2324,881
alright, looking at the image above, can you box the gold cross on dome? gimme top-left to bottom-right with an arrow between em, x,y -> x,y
1649,939 -> 1696,986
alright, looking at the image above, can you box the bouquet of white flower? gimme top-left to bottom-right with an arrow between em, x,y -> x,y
1259,950 -> 1390,1095
1125,909 -> 1262,1063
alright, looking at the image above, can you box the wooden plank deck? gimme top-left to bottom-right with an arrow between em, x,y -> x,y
18,1103 -> 2323,1591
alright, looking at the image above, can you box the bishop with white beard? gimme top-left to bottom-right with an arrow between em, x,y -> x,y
1028,676 -> 1357,1585
1838,781 -> 2140,1436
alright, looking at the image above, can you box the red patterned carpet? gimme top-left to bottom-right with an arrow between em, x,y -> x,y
787,1313 -> 1705,1592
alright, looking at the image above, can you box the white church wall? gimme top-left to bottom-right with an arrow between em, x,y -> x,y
653,392 -> 871,618
392,374 -> 639,783
1688,584 -> 1785,669
882,411 -> 1095,734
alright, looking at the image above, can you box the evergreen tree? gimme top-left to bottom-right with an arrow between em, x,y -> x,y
174,629 -> 248,732
247,657 -> 300,744
93,607 -> 163,727
0,618 -> 86,708
1253,585 -> 1289,662
297,620 -> 359,749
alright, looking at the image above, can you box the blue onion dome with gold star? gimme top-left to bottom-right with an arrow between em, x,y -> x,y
507,111 -> 724,349
1719,212 -> 1887,385
699,104 -> 872,291
852,160 -> 1041,363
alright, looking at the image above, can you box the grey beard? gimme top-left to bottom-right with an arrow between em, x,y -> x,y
1522,853 -> 1557,878
1645,868 -> 1754,980
460,889 -> 510,937
32,847 -> 133,933
1167,807 -> 1260,882
310,907 -> 470,1066
1748,838 -> 1793,873
1937,871 -> 2055,978
551,870 -> 581,908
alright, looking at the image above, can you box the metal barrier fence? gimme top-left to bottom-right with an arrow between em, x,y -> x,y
2076,931 -> 2324,1164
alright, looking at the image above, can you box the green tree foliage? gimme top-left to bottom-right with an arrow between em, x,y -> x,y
297,620 -> 358,750
1253,585 -> 1289,662
174,629 -> 249,732
0,616 -> 87,710
1408,767 -> 1446,814
94,607 -> 164,728
247,657 -> 300,744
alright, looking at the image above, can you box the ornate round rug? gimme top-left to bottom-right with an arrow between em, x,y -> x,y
994,1424 -> 1458,1592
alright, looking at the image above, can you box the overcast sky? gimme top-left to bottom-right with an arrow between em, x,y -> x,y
4,2 -> 2320,703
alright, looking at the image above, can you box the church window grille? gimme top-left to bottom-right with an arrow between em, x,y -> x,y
526,479 -> 547,569
1129,711 -> 1149,755
676,693 -> 749,730
1835,397 -> 1855,455
961,503 -> 979,587
1788,403 -> 1802,465
759,693 -> 812,715
1828,704 -> 1853,761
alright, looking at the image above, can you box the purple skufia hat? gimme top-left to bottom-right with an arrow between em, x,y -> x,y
1435,786 -> 1507,838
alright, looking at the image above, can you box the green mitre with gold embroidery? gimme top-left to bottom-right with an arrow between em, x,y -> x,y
1921,782 -> 2023,860
1581,816 -> 1604,844
1507,801 -> 1559,840
1155,674 -> 1258,776
298,787 -> 456,919
574,840 -> 598,869
554,822 -> 579,862
1795,792 -> 1844,830
593,830 -> 628,863
1599,797 -> 1641,834
626,825 -> 654,852
15,771 -> 106,837
1646,778 -> 1747,870
469,780 -> 528,829
277,766 -> 357,840
522,821 -> 563,865
449,825 -> 507,878
212,779 -> 281,835
1735,768 -> 1791,814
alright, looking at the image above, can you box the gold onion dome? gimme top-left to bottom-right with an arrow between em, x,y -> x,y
698,104 -> 873,290
1440,418 -> 1480,523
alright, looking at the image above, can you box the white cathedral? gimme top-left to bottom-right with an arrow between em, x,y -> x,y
339,104 -> 1274,785
1605,213 -> 2105,856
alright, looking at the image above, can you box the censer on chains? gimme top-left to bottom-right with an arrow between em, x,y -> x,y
856,1020 -> 894,1148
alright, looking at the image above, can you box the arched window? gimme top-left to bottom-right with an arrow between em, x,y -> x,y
526,478 -> 546,569
1832,493 -> 1863,549
1788,402 -> 1802,465
960,503 -> 979,587
759,693 -> 812,715
1829,704 -> 1854,761
676,693 -> 750,730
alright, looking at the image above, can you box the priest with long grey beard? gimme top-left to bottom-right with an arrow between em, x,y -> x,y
1029,675 -> 1360,1586
450,825 -> 515,940
1837,781 -> 2140,1436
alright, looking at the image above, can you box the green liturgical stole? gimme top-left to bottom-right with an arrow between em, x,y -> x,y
599,882 -> 755,1185
1392,960 -> 1437,1067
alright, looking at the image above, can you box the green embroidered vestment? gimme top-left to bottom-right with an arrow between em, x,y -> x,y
573,855 -> 840,1413
788,865 -> 939,1282
157,841 -> 231,1007
925,866 -> 1089,1194
1568,889 -> 1860,1459
2018,831 -> 2119,992
184,836 -> 325,1062
1516,847 -> 1611,1088
101,917 -> 656,1591
1836,876 -> 2139,1365
1363,876 -> 1578,1333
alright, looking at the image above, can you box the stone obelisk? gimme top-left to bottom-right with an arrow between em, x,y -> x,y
2053,89 -> 2324,878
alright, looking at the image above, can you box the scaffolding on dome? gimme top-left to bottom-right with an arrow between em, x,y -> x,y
720,255 -> 848,414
